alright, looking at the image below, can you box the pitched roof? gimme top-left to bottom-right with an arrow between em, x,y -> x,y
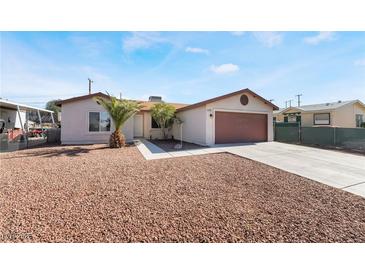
274,106 -> 300,115
295,100 -> 360,112
139,101 -> 188,111
55,92 -> 189,111
55,92 -> 108,106
176,88 -> 279,112
274,100 -> 364,114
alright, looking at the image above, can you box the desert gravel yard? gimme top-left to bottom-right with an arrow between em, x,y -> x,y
0,144 -> 365,243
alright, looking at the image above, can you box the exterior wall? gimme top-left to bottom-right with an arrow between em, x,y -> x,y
173,106 -> 207,145
142,111 -> 165,139
60,98 -> 134,144
301,113 -> 315,126
274,113 -> 285,122
206,92 -> 274,145
333,102 -> 365,128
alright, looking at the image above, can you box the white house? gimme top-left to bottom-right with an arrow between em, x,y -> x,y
56,88 -> 278,146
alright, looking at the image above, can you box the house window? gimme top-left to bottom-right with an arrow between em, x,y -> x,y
313,113 -> 330,125
151,117 -> 160,128
89,112 -> 111,132
356,114 -> 363,127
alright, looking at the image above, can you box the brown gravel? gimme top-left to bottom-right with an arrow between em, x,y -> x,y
0,144 -> 364,243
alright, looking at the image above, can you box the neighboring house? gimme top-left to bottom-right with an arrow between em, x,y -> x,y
274,100 -> 365,128
56,88 -> 278,145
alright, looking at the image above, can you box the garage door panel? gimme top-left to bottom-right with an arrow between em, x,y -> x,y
215,112 -> 267,144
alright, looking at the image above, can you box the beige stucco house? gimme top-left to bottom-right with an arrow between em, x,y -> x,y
274,100 -> 365,128
57,88 -> 278,146
56,92 -> 187,144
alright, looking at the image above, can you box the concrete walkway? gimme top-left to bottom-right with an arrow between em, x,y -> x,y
135,139 -> 225,160
135,139 -> 365,198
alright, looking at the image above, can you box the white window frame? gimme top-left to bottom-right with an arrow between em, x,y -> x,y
313,113 -> 330,125
88,111 -> 111,133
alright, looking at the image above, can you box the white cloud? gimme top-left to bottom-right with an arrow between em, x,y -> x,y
210,63 -> 239,74
304,32 -> 336,45
185,47 -> 209,54
122,32 -> 169,52
231,31 -> 245,36
354,58 -> 365,66
253,32 -> 283,47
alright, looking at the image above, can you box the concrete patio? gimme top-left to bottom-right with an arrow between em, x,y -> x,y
136,139 -> 365,198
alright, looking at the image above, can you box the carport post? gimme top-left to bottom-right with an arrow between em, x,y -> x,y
37,109 -> 44,139
180,123 -> 183,148
51,112 -> 55,125
17,105 -> 28,148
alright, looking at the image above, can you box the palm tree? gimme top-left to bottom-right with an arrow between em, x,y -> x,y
95,95 -> 143,148
150,103 -> 177,139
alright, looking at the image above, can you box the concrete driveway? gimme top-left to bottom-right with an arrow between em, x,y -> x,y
219,142 -> 365,198
136,139 -> 365,198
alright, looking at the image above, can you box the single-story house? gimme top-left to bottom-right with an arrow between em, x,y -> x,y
273,100 -> 365,128
56,92 -> 188,145
56,88 -> 278,146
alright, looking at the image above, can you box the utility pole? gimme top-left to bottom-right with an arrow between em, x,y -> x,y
120,92 -> 122,100
88,78 -> 93,94
285,99 -> 293,108
295,93 -> 303,107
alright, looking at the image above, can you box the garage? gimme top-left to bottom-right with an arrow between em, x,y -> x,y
174,88 -> 278,146
215,111 -> 268,144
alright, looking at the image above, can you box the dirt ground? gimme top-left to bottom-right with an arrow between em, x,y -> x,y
149,139 -> 205,152
0,144 -> 364,243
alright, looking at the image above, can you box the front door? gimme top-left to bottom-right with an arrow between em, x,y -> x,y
133,115 -> 143,137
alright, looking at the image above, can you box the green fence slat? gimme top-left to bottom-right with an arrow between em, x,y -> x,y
301,127 -> 335,146
274,123 -> 365,150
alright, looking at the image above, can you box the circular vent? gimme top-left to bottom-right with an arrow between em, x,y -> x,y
240,94 -> 249,105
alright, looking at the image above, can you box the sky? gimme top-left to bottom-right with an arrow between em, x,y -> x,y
1,31 -> 364,109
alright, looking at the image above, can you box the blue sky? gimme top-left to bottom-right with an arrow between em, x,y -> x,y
1,31 -> 364,108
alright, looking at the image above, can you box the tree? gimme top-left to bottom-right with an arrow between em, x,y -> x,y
45,99 -> 62,122
95,95 -> 143,148
150,103 -> 177,139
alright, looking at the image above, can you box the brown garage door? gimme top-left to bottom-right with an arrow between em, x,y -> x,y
215,111 -> 267,144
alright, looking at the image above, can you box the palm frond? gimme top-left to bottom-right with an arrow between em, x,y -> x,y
94,96 -> 143,131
